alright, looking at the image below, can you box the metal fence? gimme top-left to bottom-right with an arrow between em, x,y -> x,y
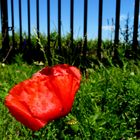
0,0 -> 140,65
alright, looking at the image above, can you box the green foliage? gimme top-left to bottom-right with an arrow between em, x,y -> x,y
0,26 -> 140,69
0,60 -> 140,139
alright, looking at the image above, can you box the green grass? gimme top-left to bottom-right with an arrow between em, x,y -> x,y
0,60 -> 140,139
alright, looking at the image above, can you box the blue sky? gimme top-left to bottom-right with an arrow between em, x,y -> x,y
1,0 -> 140,40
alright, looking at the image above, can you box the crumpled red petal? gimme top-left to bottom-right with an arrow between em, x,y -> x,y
5,64 -> 81,131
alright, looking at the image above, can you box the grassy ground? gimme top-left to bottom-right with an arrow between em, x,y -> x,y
0,60 -> 140,140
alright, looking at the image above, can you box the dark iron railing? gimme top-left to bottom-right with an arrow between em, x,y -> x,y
1,0 -> 9,50
47,0 -> 52,66
70,0 -> 74,51
83,0 -> 88,59
36,0 -> 39,39
114,0 -> 121,45
113,0 -> 121,59
27,0 -> 31,46
97,0 -> 103,60
133,0 -> 140,53
11,0 -> 14,48
0,0 -> 140,64
19,0 -> 22,48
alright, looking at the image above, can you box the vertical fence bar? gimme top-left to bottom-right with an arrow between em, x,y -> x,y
114,0 -> 121,59
36,0 -> 39,38
83,0 -> 88,58
1,0 -> 9,50
47,0 -> 52,65
47,0 -> 50,49
132,0 -> 139,53
58,0 -> 61,54
97,0 -> 103,60
11,0 -> 15,48
70,0 -> 74,50
0,0 -> 2,19
27,0 -> 31,46
0,0 -> 1,21
19,0 -> 22,49
114,0 -> 121,45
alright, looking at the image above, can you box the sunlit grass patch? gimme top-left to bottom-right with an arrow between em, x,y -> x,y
0,61 -> 140,139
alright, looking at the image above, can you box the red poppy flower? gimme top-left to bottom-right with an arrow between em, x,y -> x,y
5,64 -> 81,131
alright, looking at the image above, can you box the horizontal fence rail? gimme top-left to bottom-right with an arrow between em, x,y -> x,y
0,0 -> 140,64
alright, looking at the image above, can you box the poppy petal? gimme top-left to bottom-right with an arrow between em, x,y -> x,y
5,64 -> 81,131
5,94 -> 46,131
